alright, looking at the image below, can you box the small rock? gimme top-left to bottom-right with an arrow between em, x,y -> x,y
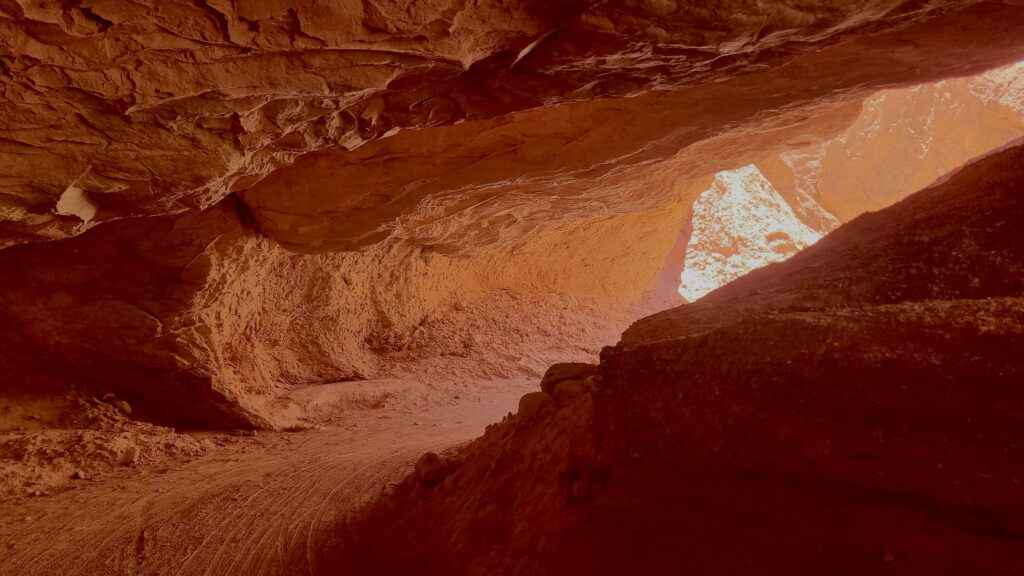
113,400 -> 132,415
100,392 -> 116,403
414,452 -> 447,487
518,392 -> 554,421
71,470 -> 87,480
119,445 -> 139,466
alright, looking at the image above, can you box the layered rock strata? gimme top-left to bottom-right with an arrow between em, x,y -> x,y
3,1 -> 1024,251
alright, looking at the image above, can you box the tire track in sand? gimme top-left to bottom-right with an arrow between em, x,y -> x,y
0,389 -> 524,576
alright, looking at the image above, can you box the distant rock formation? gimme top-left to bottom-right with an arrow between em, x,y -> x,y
679,61 -> 1024,301
679,165 -> 824,301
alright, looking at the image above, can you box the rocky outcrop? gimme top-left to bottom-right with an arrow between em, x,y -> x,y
538,363 -> 598,396
331,143 -> 1024,575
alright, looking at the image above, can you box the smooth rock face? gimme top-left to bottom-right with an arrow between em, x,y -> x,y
333,143 -> 1024,576
792,61 -> 1024,222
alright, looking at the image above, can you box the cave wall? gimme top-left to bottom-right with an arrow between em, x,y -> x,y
0,192 -> 688,428
0,201 -> 256,427
3,1 -> 1024,429
192,193 -> 690,427
236,2 -> 1024,255
771,60 -> 1024,222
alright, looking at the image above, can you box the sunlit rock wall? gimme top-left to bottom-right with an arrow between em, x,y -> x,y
786,60 -> 1024,222
679,167 -> 823,301
679,61 -> 1024,301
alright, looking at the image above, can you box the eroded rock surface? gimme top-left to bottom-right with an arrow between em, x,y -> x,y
332,143 -> 1024,575
1,3 -> 1023,570
0,191 -> 687,428
2,2 -> 1024,429
2,1 -> 1024,250
0,201 -> 256,428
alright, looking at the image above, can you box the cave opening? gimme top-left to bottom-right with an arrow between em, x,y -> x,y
1,3 -> 1023,575
675,60 -> 1024,301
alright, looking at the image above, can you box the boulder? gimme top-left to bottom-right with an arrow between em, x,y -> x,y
539,363 -> 599,396
517,392 -> 555,422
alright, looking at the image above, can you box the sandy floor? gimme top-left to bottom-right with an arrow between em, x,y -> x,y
0,282 -> 646,576
0,377 -> 533,576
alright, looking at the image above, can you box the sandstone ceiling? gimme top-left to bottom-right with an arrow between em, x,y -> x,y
2,1 -> 1024,253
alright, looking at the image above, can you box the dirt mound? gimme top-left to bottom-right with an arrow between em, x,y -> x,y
0,395 -> 209,501
330,143 -> 1024,575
